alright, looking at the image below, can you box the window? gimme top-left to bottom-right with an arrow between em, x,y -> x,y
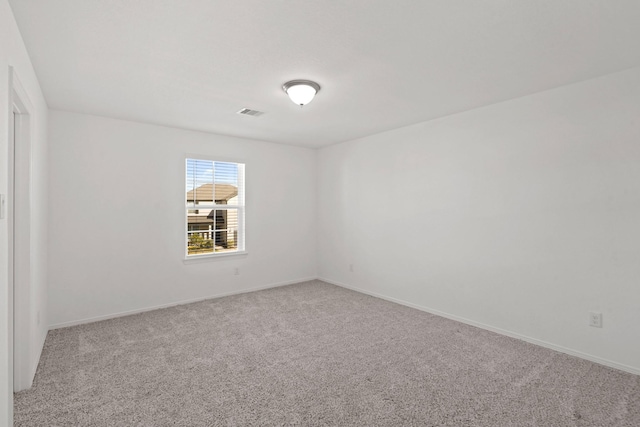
185,158 -> 245,257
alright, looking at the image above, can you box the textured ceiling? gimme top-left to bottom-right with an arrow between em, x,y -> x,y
9,0 -> 640,147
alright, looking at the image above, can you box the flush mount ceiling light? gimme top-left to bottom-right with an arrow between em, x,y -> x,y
282,80 -> 321,106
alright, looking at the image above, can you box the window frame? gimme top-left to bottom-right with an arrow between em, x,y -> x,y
184,154 -> 247,261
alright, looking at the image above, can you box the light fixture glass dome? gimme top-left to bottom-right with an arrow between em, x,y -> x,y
283,80 -> 321,106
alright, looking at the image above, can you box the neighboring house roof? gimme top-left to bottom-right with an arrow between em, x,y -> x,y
188,211 -> 217,224
186,183 -> 238,203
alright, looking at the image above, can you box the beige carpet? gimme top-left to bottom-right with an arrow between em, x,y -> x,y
14,280 -> 640,426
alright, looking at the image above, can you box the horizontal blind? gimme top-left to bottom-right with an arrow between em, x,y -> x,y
186,158 -> 245,256
186,159 -> 213,206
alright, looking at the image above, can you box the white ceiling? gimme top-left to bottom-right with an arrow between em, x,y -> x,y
9,1 -> 640,147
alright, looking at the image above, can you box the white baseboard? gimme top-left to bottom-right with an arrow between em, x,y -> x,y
319,277 -> 640,376
29,330 -> 47,385
48,276 -> 319,330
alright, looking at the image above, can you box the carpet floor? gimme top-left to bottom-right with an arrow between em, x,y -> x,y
14,280 -> 640,426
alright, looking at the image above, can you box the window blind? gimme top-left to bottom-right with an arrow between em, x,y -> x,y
185,158 -> 245,256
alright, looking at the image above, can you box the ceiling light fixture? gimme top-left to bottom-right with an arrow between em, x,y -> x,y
282,80 -> 321,106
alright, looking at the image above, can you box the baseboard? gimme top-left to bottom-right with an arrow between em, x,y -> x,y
29,329 -> 47,384
48,276 -> 319,330
319,277 -> 640,376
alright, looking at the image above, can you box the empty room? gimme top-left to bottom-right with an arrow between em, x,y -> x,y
1,1 -> 639,426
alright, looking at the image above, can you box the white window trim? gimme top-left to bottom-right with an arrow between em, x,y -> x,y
183,251 -> 248,264
184,155 -> 246,261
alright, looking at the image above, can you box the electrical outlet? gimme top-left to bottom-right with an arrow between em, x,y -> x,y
349,264 -> 354,272
589,312 -> 603,328
37,311 -> 40,325
234,268 -> 240,276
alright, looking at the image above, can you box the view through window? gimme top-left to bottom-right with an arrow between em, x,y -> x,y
186,158 -> 244,256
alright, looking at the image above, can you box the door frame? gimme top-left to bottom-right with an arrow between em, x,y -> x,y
8,67 -> 33,392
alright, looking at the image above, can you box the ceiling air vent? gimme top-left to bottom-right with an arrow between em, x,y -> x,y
236,108 -> 264,117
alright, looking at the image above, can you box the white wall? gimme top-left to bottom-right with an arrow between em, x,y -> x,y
48,110 -> 317,327
318,67 -> 640,374
0,0 -> 49,422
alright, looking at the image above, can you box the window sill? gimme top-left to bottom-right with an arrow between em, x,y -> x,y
183,251 -> 248,264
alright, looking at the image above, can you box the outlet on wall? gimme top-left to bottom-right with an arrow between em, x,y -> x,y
234,268 -> 240,276
349,264 -> 354,272
589,311 -> 603,328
